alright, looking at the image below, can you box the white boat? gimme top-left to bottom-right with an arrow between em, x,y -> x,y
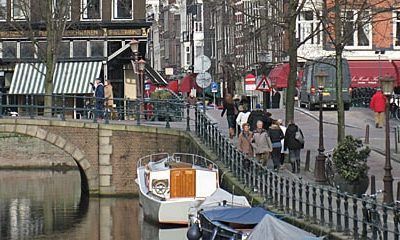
136,153 -> 219,225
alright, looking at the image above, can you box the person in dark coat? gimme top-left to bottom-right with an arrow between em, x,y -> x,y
269,120 -> 284,171
92,78 -> 104,119
284,122 -> 304,173
221,93 -> 238,139
247,104 -> 269,131
271,89 -> 281,109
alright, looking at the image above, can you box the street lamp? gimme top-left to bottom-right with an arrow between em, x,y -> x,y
380,76 -> 394,204
137,59 -> 146,101
375,50 -> 385,80
129,39 -> 139,54
314,71 -> 328,182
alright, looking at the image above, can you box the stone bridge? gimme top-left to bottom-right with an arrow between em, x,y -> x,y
0,118 -> 201,196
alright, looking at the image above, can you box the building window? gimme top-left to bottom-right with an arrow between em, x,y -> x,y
12,0 -> 29,20
73,40 -> 87,58
2,41 -> 17,58
297,10 -> 321,45
53,0 -> 71,20
37,41 -> 47,59
394,11 -> 400,47
20,42 -> 34,59
59,41 -> 70,58
82,0 -> 101,20
0,0 -> 7,20
113,0 -> 132,19
343,10 -> 371,47
90,41 -> 103,57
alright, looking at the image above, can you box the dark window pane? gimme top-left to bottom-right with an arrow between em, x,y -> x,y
357,23 -> 369,46
83,0 -> 100,19
73,41 -> 87,58
344,22 -> 354,46
90,41 -> 103,57
396,23 -> 400,46
59,41 -> 70,58
37,41 -> 47,59
0,0 -> 6,20
114,0 -> 132,19
304,11 -> 313,20
2,42 -> 17,59
20,42 -> 35,59
107,41 -> 121,56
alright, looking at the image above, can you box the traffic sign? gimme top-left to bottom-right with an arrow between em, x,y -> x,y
194,55 -> 211,73
256,75 -> 271,92
211,82 -> 218,93
244,74 -> 256,91
196,72 -> 212,88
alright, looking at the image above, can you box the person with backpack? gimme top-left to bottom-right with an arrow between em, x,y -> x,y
284,121 -> 304,173
269,120 -> 284,171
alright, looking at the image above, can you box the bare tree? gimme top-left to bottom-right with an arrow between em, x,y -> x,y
309,0 -> 395,142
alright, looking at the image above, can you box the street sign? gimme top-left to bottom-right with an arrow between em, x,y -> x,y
196,72 -> 212,88
244,74 -> 256,91
211,82 -> 218,93
194,55 -> 211,73
256,75 -> 271,92
165,67 -> 174,76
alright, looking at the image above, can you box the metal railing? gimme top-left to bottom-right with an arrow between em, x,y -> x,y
194,107 -> 400,240
0,93 -> 191,129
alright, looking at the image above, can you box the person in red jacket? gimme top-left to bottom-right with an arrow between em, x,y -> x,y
370,88 -> 387,128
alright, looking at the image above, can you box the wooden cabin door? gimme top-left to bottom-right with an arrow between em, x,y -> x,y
170,169 -> 196,198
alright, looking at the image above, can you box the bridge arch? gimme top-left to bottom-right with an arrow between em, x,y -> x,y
0,123 -> 94,196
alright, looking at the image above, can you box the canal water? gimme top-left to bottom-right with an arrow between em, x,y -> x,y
0,170 -> 187,240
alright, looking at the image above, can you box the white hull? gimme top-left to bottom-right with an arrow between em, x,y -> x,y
139,189 -> 202,224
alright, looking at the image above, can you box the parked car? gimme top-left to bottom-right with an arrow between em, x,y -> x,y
299,57 -> 351,111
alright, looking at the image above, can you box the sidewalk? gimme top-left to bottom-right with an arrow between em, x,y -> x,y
205,107 -> 400,192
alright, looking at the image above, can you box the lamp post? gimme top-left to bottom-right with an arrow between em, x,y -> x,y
314,71 -> 328,182
375,50 -> 385,80
137,59 -> 146,101
380,76 -> 394,204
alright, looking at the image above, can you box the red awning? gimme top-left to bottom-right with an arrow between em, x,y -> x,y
168,80 -> 179,93
268,63 -> 300,88
349,60 -> 397,88
179,74 -> 200,93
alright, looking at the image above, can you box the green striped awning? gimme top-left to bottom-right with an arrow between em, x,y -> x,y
9,61 -> 102,94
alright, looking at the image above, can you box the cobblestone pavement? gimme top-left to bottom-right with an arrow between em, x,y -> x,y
203,107 -> 400,195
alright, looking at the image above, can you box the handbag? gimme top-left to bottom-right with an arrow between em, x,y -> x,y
295,130 -> 304,144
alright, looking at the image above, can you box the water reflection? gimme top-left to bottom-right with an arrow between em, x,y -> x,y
0,170 -> 186,240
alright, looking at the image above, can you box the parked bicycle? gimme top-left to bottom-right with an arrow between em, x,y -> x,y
324,149 -> 335,186
362,190 -> 383,240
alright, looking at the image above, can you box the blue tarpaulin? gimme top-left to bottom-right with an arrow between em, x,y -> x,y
201,207 -> 270,225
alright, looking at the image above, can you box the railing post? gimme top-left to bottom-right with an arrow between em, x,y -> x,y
298,178 -> 303,219
136,100 -> 141,126
312,186 -> 317,224
104,104 -> 110,124
394,205 -> 400,240
343,194 -> 350,235
336,188 -> 343,232
25,94 -> 29,117
165,102 -> 170,128
93,96 -> 97,123
291,180 -> 296,216
30,93 -> 34,119
186,104 -> 190,131
361,199 -> 368,238
305,184 -> 310,221
353,196 -> 359,240
320,188 -> 325,225
285,179 -> 290,214
371,198 -> 378,239
195,107 -> 198,135
383,206 -> 388,240
279,177 -> 284,211
0,91 -> 3,118
274,174 -> 279,207
328,189 -> 333,229
61,94 -> 66,121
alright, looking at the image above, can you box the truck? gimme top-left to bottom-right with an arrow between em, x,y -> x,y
299,57 -> 351,111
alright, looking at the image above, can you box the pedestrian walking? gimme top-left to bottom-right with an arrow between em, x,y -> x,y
104,80 -> 114,119
187,93 -> 197,106
269,120 -> 284,171
276,119 -> 288,166
237,123 -> 253,157
284,121 -> 304,173
369,88 -> 386,128
236,105 -> 250,131
91,78 -> 104,119
271,89 -> 281,109
221,93 -> 238,139
251,120 -> 272,166
247,104 -> 269,131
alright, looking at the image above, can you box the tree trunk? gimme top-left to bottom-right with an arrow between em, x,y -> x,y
334,0 -> 345,142
285,0 -> 298,125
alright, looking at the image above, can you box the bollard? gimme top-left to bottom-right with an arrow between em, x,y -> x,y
370,175 -> 376,195
186,104 -> 190,132
304,150 -> 311,172
397,182 -> 400,202
364,124 -> 369,144
395,127 -> 399,154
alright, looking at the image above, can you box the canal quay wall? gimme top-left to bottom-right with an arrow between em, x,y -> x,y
0,119 -> 206,197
